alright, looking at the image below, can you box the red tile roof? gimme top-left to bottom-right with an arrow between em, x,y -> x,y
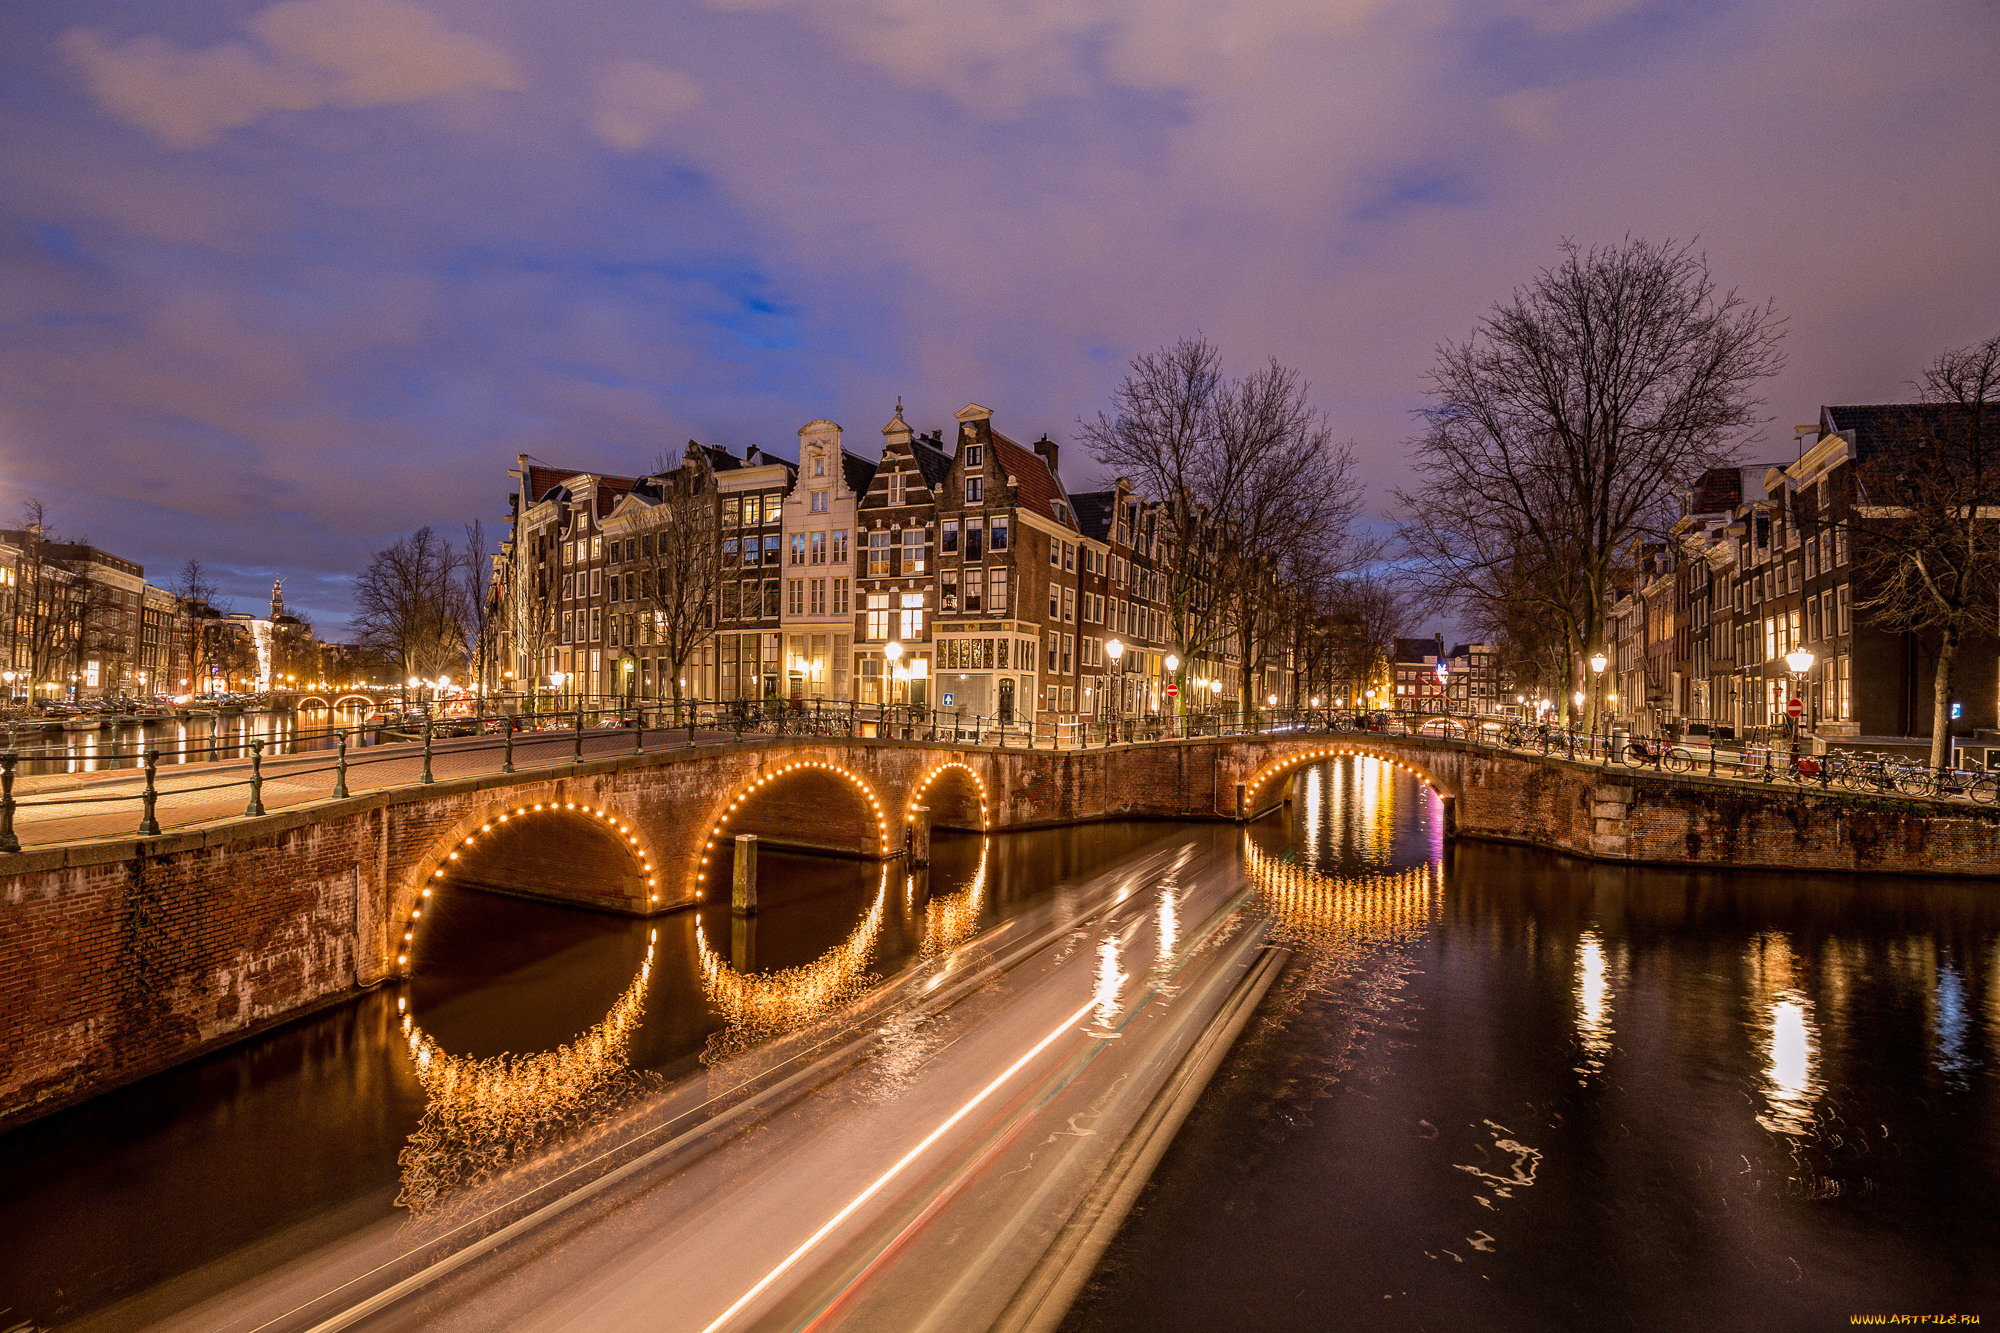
991,430 -> 1076,531
524,465 -> 637,509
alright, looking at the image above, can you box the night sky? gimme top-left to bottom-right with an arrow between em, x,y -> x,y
3,0 -> 1997,634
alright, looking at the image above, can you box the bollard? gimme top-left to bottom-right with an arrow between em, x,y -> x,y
908,804 -> 931,866
246,740 -> 267,816
502,718 -> 515,774
0,752 -> 18,854
208,709 -> 220,762
633,706 -> 645,755
420,714 -> 435,784
1235,781 -> 1246,821
732,833 -> 758,916
688,704 -> 698,749
573,708 -> 585,764
138,750 -> 161,836
334,728 -> 351,798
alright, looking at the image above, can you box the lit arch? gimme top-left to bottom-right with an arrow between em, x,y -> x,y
907,761 -> 990,831
399,801 -> 662,973
697,761 -> 893,890
1243,745 -> 1444,812
333,694 -> 377,710
296,695 -> 330,710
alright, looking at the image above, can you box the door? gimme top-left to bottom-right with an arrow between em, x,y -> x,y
998,678 -> 1015,723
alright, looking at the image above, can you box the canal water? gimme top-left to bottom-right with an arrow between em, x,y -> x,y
0,821 -> 1178,1331
5,702 -> 374,777
1065,757 -> 2000,1330
4,756 -> 1997,1330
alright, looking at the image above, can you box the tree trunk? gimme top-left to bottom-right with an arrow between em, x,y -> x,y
1930,625 -> 1960,771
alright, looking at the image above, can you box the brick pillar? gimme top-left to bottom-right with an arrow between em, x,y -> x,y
909,804 -> 931,866
1439,793 -> 1458,841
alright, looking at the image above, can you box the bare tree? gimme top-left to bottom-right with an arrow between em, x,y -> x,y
1396,238 -> 1785,723
458,519 -> 502,692
172,557 -> 223,692
1850,330 -> 2000,769
1082,335 -> 1371,712
634,443 -> 722,720
352,526 -> 468,685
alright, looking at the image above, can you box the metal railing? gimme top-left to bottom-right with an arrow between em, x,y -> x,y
2,700 -> 1992,854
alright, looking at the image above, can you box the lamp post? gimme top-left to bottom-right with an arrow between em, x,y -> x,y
548,670 -> 567,714
1588,652 -> 1608,743
1106,638 -> 1124,731
884,640 -> 903,707
1784,647 -> 1815,768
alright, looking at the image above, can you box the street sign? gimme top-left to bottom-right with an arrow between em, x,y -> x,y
941,692 -> 954,707
1165,684 -> 1179,697
1786,696 -> 1804,719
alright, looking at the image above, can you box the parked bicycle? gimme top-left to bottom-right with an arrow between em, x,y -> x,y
1623,736 -> 1696,773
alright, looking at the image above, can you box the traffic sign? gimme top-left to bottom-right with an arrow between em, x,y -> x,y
1165,684 -> 1179,697
1786,696 -> 1804,719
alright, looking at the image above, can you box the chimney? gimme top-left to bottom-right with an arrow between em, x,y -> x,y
1034,434 -> 1059,474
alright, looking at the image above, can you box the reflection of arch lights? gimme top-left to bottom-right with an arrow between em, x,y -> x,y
700,762 -> 893,885
1244,747 -> 1442,808
396,930 -> 656,1213
921,836 -> 990,959
402,803 -> 660,971
696,879 -> 887,1062
908,761 -> 991,830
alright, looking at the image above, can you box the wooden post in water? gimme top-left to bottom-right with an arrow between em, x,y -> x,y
732,833 -> 758,916
908,804 -> 931,866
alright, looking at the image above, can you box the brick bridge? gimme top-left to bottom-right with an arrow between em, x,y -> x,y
7,731 -> 2000,1129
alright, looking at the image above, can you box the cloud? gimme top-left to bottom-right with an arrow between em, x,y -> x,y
591,60 -> 700,151
60,0 -> 521,148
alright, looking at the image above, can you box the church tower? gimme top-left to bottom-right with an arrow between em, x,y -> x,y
270,577 -> 284,622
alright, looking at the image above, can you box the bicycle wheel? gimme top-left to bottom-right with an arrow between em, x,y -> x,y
1972,775 -> 2000,805
1663,749 -> 1696,774
1894,770 -> 1934,796
1622,743 -> 1648,767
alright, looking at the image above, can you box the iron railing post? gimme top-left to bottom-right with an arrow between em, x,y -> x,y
573,707 -> 585,763
138,750 -> 161,836
246,740 -> 266,816
0,752 -> 18,853
420,715 -> 435,784
335,728 -> 351,797
208,709 -> 220,762
501,717 -> 515,774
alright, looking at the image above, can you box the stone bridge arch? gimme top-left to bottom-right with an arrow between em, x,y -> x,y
691,759 -> 895,896
1237,740 -> 1452,817
395,795 -> 663,975
905,761 -> 991,832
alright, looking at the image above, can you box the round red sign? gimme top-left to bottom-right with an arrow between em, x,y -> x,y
1165,684 -> 1179,696
1786,696 -> 1804,718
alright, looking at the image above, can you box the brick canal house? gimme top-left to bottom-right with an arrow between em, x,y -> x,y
502,403 -> 1306,725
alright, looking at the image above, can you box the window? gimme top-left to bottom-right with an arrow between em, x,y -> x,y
1061,686 -> 1074,712
642,534 -> 654,557
990,518 -> 1008,551
965,568 -> 984,613
964,444 -> 984,469
811,490 -> 828,514
1837,584 -> 1851,634
1047,632 -> 1059,670
763,581 -> 781,618
1805,537 -> 1818,579
1063,586 -> 1075,623
1063,542 -> 1075,572
899,593 -> 925,641
1050,583 -> 1061,618
868,531 -> 890,576
904,528 -> 926,575
788,579 -> 804,616
989,568 -> 1009,613
942,520 -> 959,554
941,569 -> 959,610
965,522 -> 983,561
791,534 -> 806,565
811,531 -> 827,564
889,472 -> 907,506
1050,539 -> 1060,568
562,573 -> 574,599
742,495 -> 762,527
866,593 -> 890,641
592,536 -> 603,560
724,497 -> 740,526
764,534 -> 780,565
965,477 -> 983,503
1808,595 -> 1822,642
1837,654 -> 1851,720
1788,561 -> 1800,593
591,569 -> 601,597
833,529 -> 849,563
590,607 -> 602,641
815,457 -> 825,478
722,583 -> 741,620
834,578 -> 849,614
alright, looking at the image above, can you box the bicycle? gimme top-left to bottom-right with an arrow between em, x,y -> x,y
1624,736 -> 1696,773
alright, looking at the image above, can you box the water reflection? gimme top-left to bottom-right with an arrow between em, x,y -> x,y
397,934 -> 658,1214
1089,935 -> 1129,1036
697,876 -> 888,1063
920,837 -> 991,960
1573,930 -> 1614,1083
6,702 -> 371,775
1746,932 -> 1822,1135
1936,956 -> 1973,1090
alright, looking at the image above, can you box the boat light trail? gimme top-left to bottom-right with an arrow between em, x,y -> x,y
698,994 -> 1099,1333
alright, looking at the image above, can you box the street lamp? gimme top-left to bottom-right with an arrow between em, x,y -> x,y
1588,652 -> 1608,733
1784,647 -> 1816,765
885,640 -> 903,706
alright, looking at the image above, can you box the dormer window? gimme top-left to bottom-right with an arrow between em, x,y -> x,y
811,490 -> 828,513
964,444 -> 984,470
814,457 -> 826,478
1052,500 -> 1069,524
889,472 -> 907,506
